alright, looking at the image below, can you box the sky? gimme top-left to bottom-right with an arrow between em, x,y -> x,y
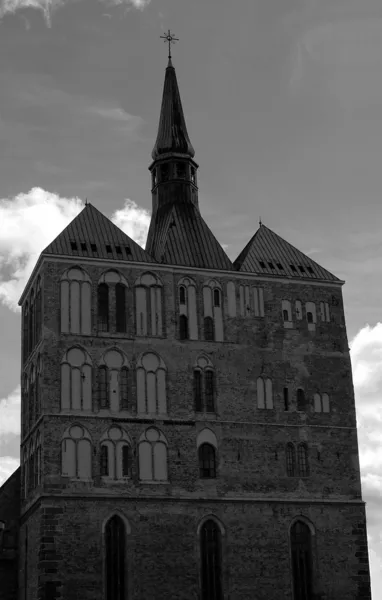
0,0 -> 382,595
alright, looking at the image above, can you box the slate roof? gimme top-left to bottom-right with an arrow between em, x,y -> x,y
42,203 -> 156,264
234,224 -> 341,282
151,58 -> 195,161
148,202 -> 233,270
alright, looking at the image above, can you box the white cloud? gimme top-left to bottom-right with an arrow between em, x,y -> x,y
0,385 -> 20,436
111,199 -> 150,248
0,456 -> 20,489
0,0 -> 150,25
0,188 -> 151,312
0,187 -> 84,311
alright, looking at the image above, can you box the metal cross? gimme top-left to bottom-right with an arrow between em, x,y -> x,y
160,29 -> 179,60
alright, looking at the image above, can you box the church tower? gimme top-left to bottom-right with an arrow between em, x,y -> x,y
13,36 -> 372,600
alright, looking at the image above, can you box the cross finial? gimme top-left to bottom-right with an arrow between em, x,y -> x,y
160,29 -> 179,61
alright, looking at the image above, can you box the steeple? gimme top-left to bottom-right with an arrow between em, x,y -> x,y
145,37 -> 232,271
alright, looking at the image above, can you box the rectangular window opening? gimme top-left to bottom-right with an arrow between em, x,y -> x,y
290,264 -> 297,272
90,243 -> 97,253
259,261 -> 266,268
115,245 -> 122,254
125,246 -> 131,256
277,263 -> 283,270
298,265 -> 305,272
268,262 -> 275,269
80,242 -> 87,252
307,266 -> 314,274
106,244 -> 112,254
70,241 -> 78,251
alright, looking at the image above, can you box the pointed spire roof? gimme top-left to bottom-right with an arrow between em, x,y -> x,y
234,224 -> 341,282
42,203 -> 156,263
148,202 -> 233,270
151,59 -> 195,160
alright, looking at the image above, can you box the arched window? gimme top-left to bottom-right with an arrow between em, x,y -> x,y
306,311 -> 313,324
203,280 -> 223,341
35,276 -> 42,344
105,515 -> 126,600
35,355 -> 42,421
29,366 -> 35,429
286,443 -> 295,477
257,377 -> 273,409
297,388 -> 306,412
322,393 -> 330,413
22,447 -> 28,499
179,314 -> 189,340
179,285 -> 186,305
98,283 -> 109,331
305,302 -> 317,329
61,347 -> 92,411
61,424 -> 92,479
98,350 -> 130,412
194,356 -> 216,413
100,427 -> 132,480
199,444 -> 216,478
23,301 -> 29,363
115,283 -> 126,333
282,300 -> 292,324
200,520 -> 223,600
136,352 -> 167,415
135,272 -> 163,337
60,267 -> 91,334
290,521 -> 313,600
283,309 -> 289,321
22,373 -> 29,438
34,433 -> 42,488
138,427 -> 168,482
297,444 -> 309,477
204,317 -> 214,341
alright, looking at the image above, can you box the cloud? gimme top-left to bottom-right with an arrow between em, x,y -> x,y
111,199 -> 150,248
0,188 -> 151,312
0,385 -> 20,436
0,456 -> 20,489
0,0 -> 150,26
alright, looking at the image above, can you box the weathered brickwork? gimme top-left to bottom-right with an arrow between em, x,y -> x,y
11,254 -> 371,599
0,468 -> 20,600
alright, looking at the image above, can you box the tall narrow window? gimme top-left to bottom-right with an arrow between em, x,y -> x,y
200,520 -> 223,600
297,444 -> 309,477
61,425 -> 92,479
135,273 -> 163,337
291,521 -> 313,600
297,389 -> 306,412
122,445 -> 132,477
194,370 -> 202,412
60,267 -> 91,335
194,356 -> 216,413
105,515 -> 126,600
199,444 -> 216,478
213,289 -> 220,307
284,387 -> 289,411
115,283 -> 126,333
282,300 -> 292,325
120,367 -> 129,411
257,377 -> 265,409
138,428 -> 168,482
101,445 -> 109,476
136,352 -> 167,415
99,366 -> 109,409
23,302 -> 29,363
61,347 -> 92,411
28,290 -> 35,354
204,317 -> 214,341
179,285 -> 186,305
179,314 -> 189,340
98,283 -> 109,331
286,443 -> 295,477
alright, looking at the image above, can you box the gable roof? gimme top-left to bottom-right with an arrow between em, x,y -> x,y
148,202 -> 233,270
234,224 -> 341,282
42,203 -> 156,264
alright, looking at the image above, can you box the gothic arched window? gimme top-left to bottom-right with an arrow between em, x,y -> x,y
105,515 -> 126,600
135,272 -> 163,337
286,443 -> 295,477
98,366 -> 109,409
297,389 -> 306,412
179,314 -> 189,340
97,350 -> 130,413
257,377 -> 273,409
98,283 -> 109,332
115,283 -> 126,333
179,285 -> 186,305
194,356 -> 216,413
213,289 -> 220,307
100,427 -> 132,480
291,521 -> 313,600
199,444 -> 216,479
60,267 -> 91,335
61,347 -> 92,411
200,520 -> 223,600
203,280 -> 223,341
297,443 -> 309,477
138,427 -> 168,482
61,424 -> 92,479
136,352 -> 167,415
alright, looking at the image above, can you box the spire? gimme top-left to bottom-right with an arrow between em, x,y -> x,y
152,33 -> 195,160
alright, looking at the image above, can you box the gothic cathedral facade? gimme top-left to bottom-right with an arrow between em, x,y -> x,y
14,56 -> 372,600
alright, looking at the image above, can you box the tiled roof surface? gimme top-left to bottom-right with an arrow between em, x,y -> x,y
234,224 -> 341,282
42,203 -> 156,264
149,202 -> 233,270
151,60 -> 195,161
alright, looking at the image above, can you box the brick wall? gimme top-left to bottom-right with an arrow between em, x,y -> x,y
0,467 -> 20,600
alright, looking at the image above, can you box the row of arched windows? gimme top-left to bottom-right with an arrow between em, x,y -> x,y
22,355 -> 42,436
282,300 -> 331,328
103,514 -> 313,600
23,276 -> 42,363
60,426 -> 220,483
60,348 -> 216,414
22,431 -> 41,498
257,379 -> 330,413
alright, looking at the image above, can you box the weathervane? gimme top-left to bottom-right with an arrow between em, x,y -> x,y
160,29 -> 179,60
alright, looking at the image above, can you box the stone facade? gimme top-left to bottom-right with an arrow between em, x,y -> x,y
0,467 -> 20,600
